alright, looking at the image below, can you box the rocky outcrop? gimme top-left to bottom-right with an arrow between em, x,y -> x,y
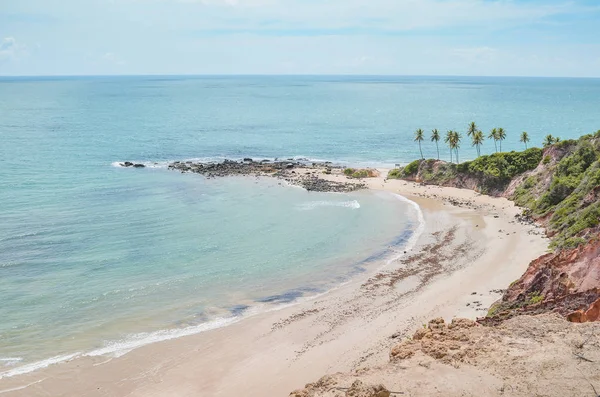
167,159 -> 368,193
289,377 -> 390,397
390,317 -> 479,366
120,162 -> 145,168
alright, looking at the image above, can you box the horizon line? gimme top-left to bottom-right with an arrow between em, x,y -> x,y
1,73 -> 600,79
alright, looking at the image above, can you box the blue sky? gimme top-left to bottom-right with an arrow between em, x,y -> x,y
1,0 -> 599,76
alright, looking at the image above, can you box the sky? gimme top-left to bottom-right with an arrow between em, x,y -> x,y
1,0 -> 600,76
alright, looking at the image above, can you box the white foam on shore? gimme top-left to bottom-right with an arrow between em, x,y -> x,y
0,379 -> 45,394
0,353 -> 80,379
85,317 -> 240,358
0,358 -> 22,367
0,180 -> 426,381
385,193 -> 426,265
297,200 -> 360,211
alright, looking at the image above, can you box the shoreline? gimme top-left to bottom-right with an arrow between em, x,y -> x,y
0,179 -> 423,381
0,168 -> 549,396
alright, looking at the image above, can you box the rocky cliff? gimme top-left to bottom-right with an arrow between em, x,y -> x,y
391,130 -> 600,323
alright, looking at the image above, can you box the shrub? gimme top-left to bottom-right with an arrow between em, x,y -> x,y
351,169 -> 369,178
344,168 -> 375,179
461,148 -> 543,181
387,169 -> 402,179
528,292 -> 544,305
402,160 -> 421,177
542,155 -> 551,165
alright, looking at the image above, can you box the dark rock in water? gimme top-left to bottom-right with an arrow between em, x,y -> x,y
122,161 -> 134,167
133,163 -> 146,168
166,158 -> 365,193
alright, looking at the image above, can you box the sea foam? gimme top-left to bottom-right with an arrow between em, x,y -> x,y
297,200 -> 360,211
0,353 -> 80,379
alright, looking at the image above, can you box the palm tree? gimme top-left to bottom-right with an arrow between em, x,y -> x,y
452,131 -> 462,163
472,130 -> 484,157
488,128 -> 498,152
554,136 -> 561,143
414,128 -> 425,159
520,131 -> 530,149
431,129 -> 440,160
467,122 -> 478,137
445,130 -> 454,163
543,134 -> 556,147
497,128 -> 507,152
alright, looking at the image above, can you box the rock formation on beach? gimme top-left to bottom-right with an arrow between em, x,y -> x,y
166,159 -> 371,193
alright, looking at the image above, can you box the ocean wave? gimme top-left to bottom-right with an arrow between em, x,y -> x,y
85,317 -> 240,358
0,231 -> 40,243
0,353 -> 80,379
0,358 -> 22,367
297,200 -> 360,211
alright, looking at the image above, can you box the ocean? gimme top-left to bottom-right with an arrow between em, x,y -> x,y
1,75 -> 599,376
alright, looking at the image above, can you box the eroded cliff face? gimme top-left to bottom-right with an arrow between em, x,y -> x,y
482,238 -> 600,324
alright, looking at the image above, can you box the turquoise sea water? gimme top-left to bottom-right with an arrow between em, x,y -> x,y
1,75 -> 599,376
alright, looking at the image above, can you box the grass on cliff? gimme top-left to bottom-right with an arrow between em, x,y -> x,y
391,130 -> 600,249
512,133 -> 600,249
388,149 -> 543,194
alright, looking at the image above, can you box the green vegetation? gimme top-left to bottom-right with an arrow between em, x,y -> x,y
387,160 -> 421,179
460,148 -> 543,180
387,168 -> 402,179
520,131 -> 530,149
414,128 -> 425,159
444,130 -> 462,163
497,128 -> 507,152
396,124 -> 600,250
527,291 -> 544,305
344,168 -> 372,179
472,130 -> 484,157
488,128 -> 499,152
509,134 -> 600,249
543,134 -> 560,147
431,129 -> 440,160
486,302 -> 502,317
467,122 -> 478,138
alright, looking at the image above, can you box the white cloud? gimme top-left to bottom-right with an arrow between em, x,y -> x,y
102,52 -> 127,66
452,46 -> 499,64
135,0 -> 594,33
0,37 -> 28,62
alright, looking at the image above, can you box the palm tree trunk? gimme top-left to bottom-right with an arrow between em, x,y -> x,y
436,142 -> 439,160
525,142 -> 528,150
450,149 -> 453,164
456,149 -> 459,164
494,140 -> 498,153
500,141 -> 502,152
419,142 -> 423,159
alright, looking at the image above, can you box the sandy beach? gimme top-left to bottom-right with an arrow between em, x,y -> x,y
0,170 -> 549,397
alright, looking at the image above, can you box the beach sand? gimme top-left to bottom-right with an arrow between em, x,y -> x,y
0,170 -> 549,396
